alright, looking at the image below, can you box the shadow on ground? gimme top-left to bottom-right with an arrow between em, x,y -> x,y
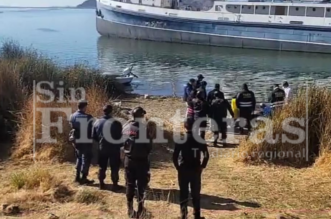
146,188 -> 261,211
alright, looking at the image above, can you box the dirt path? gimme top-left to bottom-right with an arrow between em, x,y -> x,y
1,97 -> 331,219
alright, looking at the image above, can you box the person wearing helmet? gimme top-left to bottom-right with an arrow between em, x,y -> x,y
122,106 -> 152,218
92,104 -> 123,191
69,100 -> 95,185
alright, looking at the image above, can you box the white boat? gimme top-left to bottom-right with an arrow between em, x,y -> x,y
96,0 -> 331,53
116,75 -> 135,84
102,65 -> 138,85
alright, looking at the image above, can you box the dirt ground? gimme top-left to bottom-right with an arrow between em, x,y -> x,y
1,96 -> 331,219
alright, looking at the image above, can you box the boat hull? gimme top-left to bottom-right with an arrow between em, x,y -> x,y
96,3 -> 331,53
115,76 -> 134,85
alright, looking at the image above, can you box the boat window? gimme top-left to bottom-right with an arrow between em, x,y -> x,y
306,7 -> 324,17
289,6 -> 305,16
241,5 -> 254,14
326,7 -> 331,17
215,5 -> 222,11
226,4 -> 240,13
270,6 -> 287,16
290,21 -> 303,25
255,5 -> 269,15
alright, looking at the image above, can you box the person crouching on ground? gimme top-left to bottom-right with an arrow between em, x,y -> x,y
173,118 -> 210,219
209,91 -> 234,147
92,104 -> 123,191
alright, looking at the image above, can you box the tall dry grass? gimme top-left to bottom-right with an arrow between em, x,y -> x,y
0,41 -> 123,141
238,86 -> 331,168
12,85 -> 123,162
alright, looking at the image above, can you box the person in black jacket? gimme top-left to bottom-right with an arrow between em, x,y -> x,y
69,100 -> 94,185
236,83 -> 256,134
187,90 -> 209,140
196,74 -> 204,89
173,118 -> 209,219
209,91 -> 234,147
183,79 -> 196,103
207,83 -> 223,105
269,84 -> 286,109
92,105 -> 123,191
122,106 -> 152,218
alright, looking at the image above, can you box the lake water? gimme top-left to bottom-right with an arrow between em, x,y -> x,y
1,8 -> 331,101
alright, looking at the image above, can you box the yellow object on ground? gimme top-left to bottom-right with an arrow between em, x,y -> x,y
231,98 -> 239,119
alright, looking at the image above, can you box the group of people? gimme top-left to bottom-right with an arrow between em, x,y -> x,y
69,100 -> 209,219
183,75 -> 292,145
67,78 -> 292,219
70,101 -> 152,218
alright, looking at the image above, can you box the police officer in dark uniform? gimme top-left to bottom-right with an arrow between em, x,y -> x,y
207,83 -> 223,105
122,107 -> 152,218
269,84 -> 286,110
173,119 -> 210,219
209,91 -> 234,147
69,100 -> 94,184
236,83 -> 256,134
92,105 -> 123,191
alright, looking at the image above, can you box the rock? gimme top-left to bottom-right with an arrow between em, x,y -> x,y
144,94 -> 149,99
120,110 -> 130,115
47,213 -> 59,219
276,215 -> 286,219
3,204 -> 20,215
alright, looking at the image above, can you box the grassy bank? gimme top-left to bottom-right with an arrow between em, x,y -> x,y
1,43 -> 331,219
237,86 -> 331,170
0,41 -> 123,141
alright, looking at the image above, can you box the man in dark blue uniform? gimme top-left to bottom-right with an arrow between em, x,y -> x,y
92,105 -> 123,191
173,119 -> 210,219
236,83 -> 256,134
69,100 -> 94,185
122,107 -> 152,218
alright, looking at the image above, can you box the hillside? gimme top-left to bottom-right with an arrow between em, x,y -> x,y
77,0 -> 96,8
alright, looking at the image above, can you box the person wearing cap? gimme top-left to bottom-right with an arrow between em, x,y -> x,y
69,100 -> 94,185
282,81 -> 292,104
173,118 -> 209,219
269,84 -> 286,110
236,83 -> 256,134
209,91 -> 234,147
196,74 -> 204,89
207,83 -> 224,105
122,106 -> 152,218
92,104 -> 123,191
183,79 -> 197,103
